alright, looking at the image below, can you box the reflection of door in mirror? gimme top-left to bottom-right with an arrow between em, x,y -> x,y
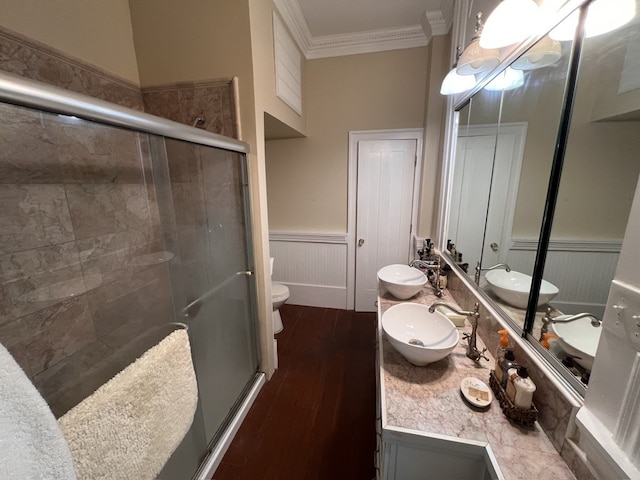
450,123 -> 526,273
537,19 -> 640,386
447,92 -> 501,276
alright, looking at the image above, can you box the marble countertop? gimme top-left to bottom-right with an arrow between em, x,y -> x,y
378,285 -> 576,480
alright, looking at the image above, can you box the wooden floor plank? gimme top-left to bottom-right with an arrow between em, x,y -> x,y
213,304 -> 376,480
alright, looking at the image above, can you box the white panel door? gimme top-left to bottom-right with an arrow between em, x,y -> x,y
355,139 -> 417,311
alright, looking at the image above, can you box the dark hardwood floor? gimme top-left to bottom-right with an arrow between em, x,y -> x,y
213,304 -> 377,480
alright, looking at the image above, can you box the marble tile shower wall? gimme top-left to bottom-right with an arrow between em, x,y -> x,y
0,25 -> 243,418
0,26 -> 144,110
0,26 -> 239,138
0,102 -> 174,417
143,80 -> 240,139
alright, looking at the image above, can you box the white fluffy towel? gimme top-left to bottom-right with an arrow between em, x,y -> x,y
58,329 -> 198,480
0,342 -> 78,479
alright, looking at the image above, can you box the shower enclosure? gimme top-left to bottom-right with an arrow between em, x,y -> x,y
0,72 -> 263,478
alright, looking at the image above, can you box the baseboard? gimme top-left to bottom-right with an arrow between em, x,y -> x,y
285,283 -> 348,309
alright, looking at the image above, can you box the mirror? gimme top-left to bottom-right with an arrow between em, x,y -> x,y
448,34 -> 574,326
538,16 -> 640,384
445,4 -> 640,390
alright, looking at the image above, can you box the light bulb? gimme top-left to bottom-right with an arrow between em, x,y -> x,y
550,0 -> 636,41
480,0 -> 543,49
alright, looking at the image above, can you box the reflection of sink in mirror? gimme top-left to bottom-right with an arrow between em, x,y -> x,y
551,315 -> 601,371
485,270 -> 559,309
377,264 -> 428,300
381,303 -> 459,366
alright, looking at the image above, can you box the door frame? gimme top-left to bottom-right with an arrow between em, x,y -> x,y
347,129 -> 424,310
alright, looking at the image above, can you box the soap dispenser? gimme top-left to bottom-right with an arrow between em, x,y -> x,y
495,329 -> 509,363
494,330 -> 515,388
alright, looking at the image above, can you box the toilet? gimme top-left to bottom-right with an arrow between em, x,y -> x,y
270,258 -> 289,334
272,282 -> 289,334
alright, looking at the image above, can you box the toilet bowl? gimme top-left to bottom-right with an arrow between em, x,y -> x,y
272,282 -> 289,334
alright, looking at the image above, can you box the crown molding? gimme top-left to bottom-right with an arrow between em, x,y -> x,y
307,25 -> 429,59
274,0 -> 453,60
426,0 -> 454,36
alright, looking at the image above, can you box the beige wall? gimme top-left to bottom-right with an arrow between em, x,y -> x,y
504,63 -> 640,240
266,47 -> 429,233
0,0 -> 140,84
419,34 -> 451,239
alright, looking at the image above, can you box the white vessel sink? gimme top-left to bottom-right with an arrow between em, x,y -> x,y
551,315 -> 602,371
378,264 -> 428,300
485,269 -> 558,309
382,303 -> 459,366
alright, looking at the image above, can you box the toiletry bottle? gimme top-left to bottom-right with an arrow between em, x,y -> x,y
540,333 -> 558,349
494,329 -> 509,381
500,350 -> 518,389
506,366 -> 536,409
495,330 -> 509,362
494,330 -> 516,388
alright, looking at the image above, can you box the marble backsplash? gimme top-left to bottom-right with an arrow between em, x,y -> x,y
445,267 -> 596,480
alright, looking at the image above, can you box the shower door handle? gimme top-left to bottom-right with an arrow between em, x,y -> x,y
358,238 -> 365,247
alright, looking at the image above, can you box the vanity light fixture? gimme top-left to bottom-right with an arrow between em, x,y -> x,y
440,46 -> 477,95
512,35 -> 561,70
457,13 -> 501,76
480,0 -> 543,49
484,67 -> 525,91
550,0 -> 636,41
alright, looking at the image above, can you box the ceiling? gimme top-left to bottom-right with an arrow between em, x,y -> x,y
273,0 -> 454,59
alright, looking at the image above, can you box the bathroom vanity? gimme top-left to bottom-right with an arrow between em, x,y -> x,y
375,285 -> 576,480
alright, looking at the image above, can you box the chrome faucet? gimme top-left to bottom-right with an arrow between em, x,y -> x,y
474,262 -> 511,284
539,307 -> 601,341
410,259 -> 437,269
410,258 -> 444,297
429,301 -> 488,362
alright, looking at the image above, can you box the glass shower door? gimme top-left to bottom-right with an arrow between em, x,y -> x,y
154,137 -> 259,478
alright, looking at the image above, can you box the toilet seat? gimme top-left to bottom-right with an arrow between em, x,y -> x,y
272,283 -> 290,303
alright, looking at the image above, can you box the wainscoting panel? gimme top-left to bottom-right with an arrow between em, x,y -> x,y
269,232 -> 349,309
507,239 -> 622,316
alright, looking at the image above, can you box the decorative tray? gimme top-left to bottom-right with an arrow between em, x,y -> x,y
489,370 -> 538,427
